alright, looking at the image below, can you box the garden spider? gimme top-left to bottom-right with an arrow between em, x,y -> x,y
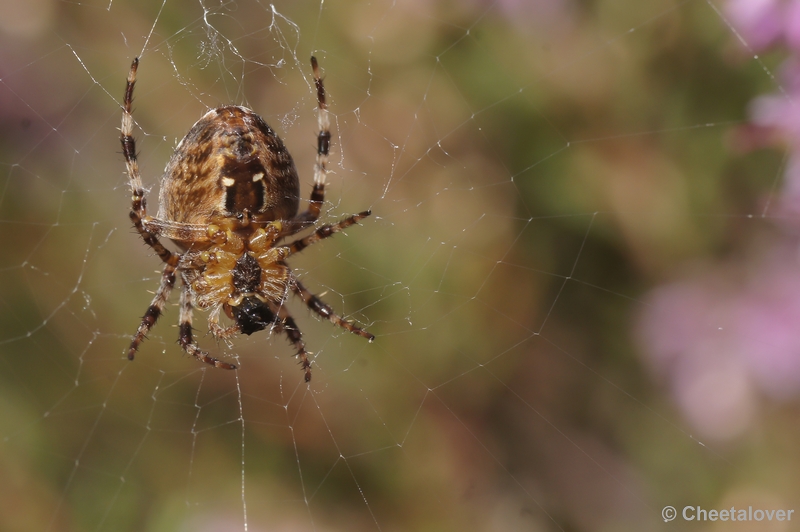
120,56 -> 373,381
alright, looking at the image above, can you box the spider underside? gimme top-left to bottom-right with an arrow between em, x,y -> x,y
120,56 -> 373,382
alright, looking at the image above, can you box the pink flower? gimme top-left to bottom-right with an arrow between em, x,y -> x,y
726,0 -> 783,51
744,60 -> 800,222
638,245 -> 800,439
785,0 -> 800,49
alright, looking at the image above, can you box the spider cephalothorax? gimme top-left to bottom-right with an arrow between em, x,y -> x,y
120,57 -> 373,381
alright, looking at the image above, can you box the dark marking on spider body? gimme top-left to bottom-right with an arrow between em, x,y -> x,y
120,57 -> 374,381
232,253 -> 262,292
228,253 -> 273,336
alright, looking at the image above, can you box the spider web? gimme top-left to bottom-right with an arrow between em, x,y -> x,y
0,0 -> 796,530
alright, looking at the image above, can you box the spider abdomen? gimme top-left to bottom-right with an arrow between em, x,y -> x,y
158,106 -> 301,230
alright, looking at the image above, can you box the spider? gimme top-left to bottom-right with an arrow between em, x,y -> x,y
120,56 -> 373,382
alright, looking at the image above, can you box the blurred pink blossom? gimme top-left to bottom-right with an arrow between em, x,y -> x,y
724,0 -> 800,220
779,154 -> 800,218
747,60 -> 800,219
483,0 -> 576,37
638,244 -> 800,440
785,0 -> 800,49
640,0 -> 800,441
737,51 -> 800,219
726,0 -> 783,50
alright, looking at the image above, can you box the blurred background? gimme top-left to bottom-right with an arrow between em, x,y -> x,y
1,0 -> 799,530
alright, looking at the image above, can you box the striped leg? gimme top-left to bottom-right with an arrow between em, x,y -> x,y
179,284 -> 237,370
291,278 -> 373,341
284,210 -> 372,257
289,56 -> 330,231
268,301 -> 313,382
120,57 -> 173,265
122,57 -> 182,363
127,259 -> 177,360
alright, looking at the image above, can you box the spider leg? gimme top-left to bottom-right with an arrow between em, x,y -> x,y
283,210 -> 372,257
268,301 -> 313,382
292,277 -> 374,341
120,57 -> 174,264
289,57 -> 330,230
179,283 -> 237,370
208,305 -> 240,340
127,257 -> 178,361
